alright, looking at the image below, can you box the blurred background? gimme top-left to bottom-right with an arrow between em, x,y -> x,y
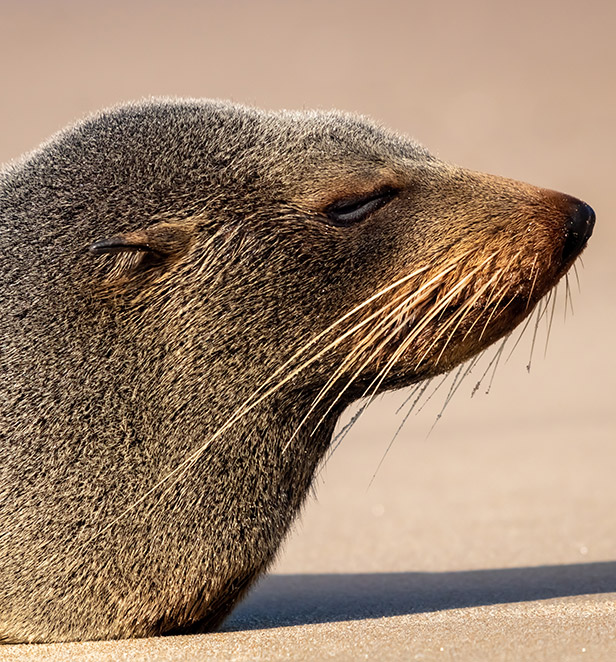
1,0 -> 614,645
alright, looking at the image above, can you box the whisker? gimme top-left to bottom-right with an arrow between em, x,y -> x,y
302,304 -> 424,444
505,307 -> 536,364
367,377 -> 436,488
395,380 -> 427,415
526,299 -> 545,373
427,362 -> 466,436
290,280 -> 439,448
417,373 -> 451,413
419,269 -> 504,369
362,254 -> 499,405
573,263 -> 582,293
246,263 -> 433,402
472,342 -> 506,397
565,273 -> 574,319
477,279 -> 512,342
544,286 -> 558,358
461,268 -> 508,342
291,260 -> 469,447
262,273 -> 448,453
525,254 -> 539,311
485,334 -> 509,395
542,289 -> 552,330
326,398 -> 371,462
440,351 -> 483,408
563,274 -> 569,320
407,378 -> 434,415
367,424 -> 403,489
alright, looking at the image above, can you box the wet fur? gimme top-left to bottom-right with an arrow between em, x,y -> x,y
0,99 -> 591,642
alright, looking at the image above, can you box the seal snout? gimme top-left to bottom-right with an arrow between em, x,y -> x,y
562,200 -> 595,263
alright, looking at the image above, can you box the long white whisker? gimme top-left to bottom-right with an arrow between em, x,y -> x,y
361,254 -> 498,403
286,280 -> 438,449
477,279 -> 512,342
427,269 -> 504,367
288,261 -> 466,448
290,281 -> 434,445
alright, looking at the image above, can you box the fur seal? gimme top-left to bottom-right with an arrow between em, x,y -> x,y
0,98 -> 594,642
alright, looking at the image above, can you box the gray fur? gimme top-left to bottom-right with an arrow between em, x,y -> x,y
0,99 -> 591,642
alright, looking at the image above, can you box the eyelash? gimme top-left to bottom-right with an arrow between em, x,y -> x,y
324,188 -> 398,226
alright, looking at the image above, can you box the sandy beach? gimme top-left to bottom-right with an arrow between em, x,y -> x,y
0,1 -> 614,659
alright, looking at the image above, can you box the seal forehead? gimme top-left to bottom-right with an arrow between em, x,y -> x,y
247,109 -> 435,203
103,99 -> 429,177
282,108 -> 430,159
271,109 -> 432,172
30,99 -> 431,212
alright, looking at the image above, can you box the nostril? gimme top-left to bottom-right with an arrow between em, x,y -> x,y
562,201 -> 595,263
566,202 -> 595,236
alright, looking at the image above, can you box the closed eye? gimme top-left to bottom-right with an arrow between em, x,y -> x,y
325,187 -> 398,226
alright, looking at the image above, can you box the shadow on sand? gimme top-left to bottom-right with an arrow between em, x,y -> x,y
222,561 -> 616,631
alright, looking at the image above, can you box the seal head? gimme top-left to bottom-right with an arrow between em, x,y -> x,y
0,99 -> 594,642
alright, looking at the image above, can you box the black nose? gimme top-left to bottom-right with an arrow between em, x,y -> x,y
562,201 -> 595,263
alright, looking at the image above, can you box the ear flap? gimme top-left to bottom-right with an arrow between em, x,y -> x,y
89,222 -> 193,289
89,235 -> 163,257
89,222 -> 192,260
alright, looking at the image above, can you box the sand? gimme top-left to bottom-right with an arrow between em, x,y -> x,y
0,1 -> 614,659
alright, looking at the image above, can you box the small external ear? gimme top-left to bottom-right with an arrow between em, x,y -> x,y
89,235 -> 162,257
89,222 -> 192,260
88,222 -> 194,291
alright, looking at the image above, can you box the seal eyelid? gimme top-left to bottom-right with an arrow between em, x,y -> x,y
325,187 -> 398,226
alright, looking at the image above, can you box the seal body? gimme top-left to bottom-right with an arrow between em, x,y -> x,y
0,99 -> 594,642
